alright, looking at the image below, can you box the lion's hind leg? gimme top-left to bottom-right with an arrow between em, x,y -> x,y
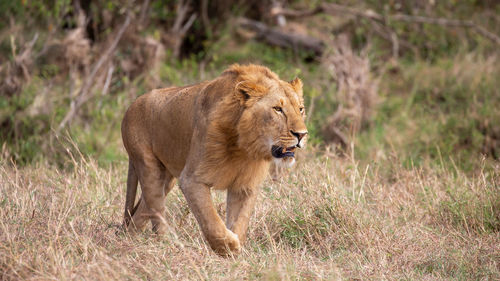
128,156 -> 175,235
151,173 -> 175,234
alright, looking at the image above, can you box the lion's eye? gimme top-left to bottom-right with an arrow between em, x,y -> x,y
299,107 -> 304,113
273,106 -> 283,113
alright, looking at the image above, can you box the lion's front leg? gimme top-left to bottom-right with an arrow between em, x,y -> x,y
226,188 -> 258,244
179,177 -> 241,255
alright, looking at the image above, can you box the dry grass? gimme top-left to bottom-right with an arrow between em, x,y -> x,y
0,149 -> 499,280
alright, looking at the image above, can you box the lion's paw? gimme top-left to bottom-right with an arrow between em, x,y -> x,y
225,229 -> 241,252
211,228 -> 241,256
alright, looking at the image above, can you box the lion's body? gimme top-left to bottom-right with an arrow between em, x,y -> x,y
122,64 -> 307,254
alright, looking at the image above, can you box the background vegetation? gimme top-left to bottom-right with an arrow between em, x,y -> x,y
1,0 -> 499,280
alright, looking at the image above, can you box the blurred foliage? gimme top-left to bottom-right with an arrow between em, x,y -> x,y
0,0 -> 499,172
356,54 -> 500,171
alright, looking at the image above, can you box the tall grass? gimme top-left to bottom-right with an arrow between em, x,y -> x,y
1,148 -> 498,280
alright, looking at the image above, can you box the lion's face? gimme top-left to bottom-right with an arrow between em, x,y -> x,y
236,77 -> 307,165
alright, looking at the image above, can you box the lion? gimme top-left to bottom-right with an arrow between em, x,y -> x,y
121,64 -> 307,255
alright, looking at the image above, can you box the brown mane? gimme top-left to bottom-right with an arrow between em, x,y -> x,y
198,64 -> 279,192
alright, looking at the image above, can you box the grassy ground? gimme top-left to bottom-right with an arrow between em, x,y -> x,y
1,148 -> 498,280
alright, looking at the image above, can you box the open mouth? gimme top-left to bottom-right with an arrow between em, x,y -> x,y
271,145 -> 296,158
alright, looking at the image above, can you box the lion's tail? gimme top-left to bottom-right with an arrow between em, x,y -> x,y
123,160 -> 139,227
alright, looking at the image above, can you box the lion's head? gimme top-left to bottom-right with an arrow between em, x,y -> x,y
227,64 -> 308,166
199,64 -> 307,189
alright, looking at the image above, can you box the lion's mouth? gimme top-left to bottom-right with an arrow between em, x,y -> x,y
271,145 -> 296,158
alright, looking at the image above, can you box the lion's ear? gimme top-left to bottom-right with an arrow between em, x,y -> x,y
290,77 -> 303,96
235,81 -> 267,105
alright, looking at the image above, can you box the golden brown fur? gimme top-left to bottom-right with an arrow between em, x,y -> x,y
121,64 -> 307,255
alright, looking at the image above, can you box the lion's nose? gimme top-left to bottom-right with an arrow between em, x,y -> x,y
290,130 -> 308,146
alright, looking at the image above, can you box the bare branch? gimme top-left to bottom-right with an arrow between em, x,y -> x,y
172,0 -> 190,33
237,17 -> 324,56
270,1 -> 287,27
101,64 -> 114,97
180,13 -> 197,35
58,13 -> 132,132
368,19 -> 420,58
201,0 -> 212,34
321,3 -> 383,21
471,25 -> 500,46
389,13 -> 473,27
138,0 -> 151,28
169,0 -> 196,58
270,6 -> 322,18
272,3 -> 500,46
388,13 -> 500,45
